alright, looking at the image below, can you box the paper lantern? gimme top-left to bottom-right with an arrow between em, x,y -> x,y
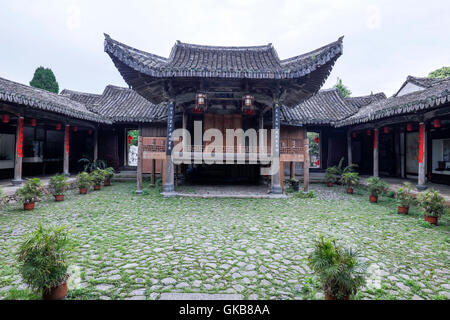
384,127 -> 389,134
433,119 -> 441,128
367,130 -> 371,136
72,126 -> 78,132
88,129 -> 93,135
30,119 -> 37,127
352,132 -> 357,138
406,123 -> 413,132
314,137 -> 319,144
56,123 -> 62,130
242,95 -> 255,115
193,93 -> 207,114
2,114 -> 10,123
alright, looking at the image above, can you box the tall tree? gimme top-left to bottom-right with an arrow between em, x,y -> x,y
334,77 -> 352,97
428,66 -> 450,79
30,67 -> 59,93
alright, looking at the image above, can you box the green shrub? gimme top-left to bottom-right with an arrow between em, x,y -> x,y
90,169 -> 105,186
340,172 -> 360,188
49,174 -> 69,196
295,190 -> 316,199
16,178 -> 43,204
417,189 -> 447,218
396,182 -> 414,207
104,167 -> 115,180
17,224 -> 72,294
325,167 -> 339,183
366,177 -> 388,197
76,172 -> 92,189
308,236 -> 367,299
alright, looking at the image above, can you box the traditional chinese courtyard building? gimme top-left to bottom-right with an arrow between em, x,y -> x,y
1,34 -> 450,195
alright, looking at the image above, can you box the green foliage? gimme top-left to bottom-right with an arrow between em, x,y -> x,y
78,158 -> 106,173
334,77 -> 352,98
76,172 -> 92,189
417,189 -> 447,218
104,167 -> 115,180
340,172 -> 360,188
308,236 -> 367,299
396,182 -> 414,207
17,224 -> 71,294
128,130 -> 139,146
0,187 -> 6,207
325,167 -> 339,183
294,190 -> 316,199
16,178 -> 43,204
29,67 -> 59,93
90,169 -> 105,185
428,66 -> 450,79
366,177 -> 388,197
49,174 -> 69,195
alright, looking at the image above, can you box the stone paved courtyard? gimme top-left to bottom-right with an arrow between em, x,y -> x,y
0,182 -> 449,300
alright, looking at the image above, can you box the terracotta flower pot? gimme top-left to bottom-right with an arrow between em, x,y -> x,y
346,187 -> 354,194
42,281 -> 68,300
104,179 -> 111,186
424,215 -> 438,226
327,182 -> 334,187
369,195 -> 378,203
54,194 -> 65,202
397,206 -> 409,214
79,188 -> 87,194
325,293 -> 350,300
94,185 -> 101,191
24,202 -> 35,211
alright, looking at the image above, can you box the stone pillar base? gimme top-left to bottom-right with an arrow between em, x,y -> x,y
11,179 -> 23,186
416,184 -> 428,191
136,190 -> 143,195
271,185 -> 282,194
161,191 -> 177,198
163,184 -> 175,193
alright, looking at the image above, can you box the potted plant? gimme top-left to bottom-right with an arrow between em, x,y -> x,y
289,178 -> 300,192
340,172 -> 360,194
325,167 -> 339,187
76,172 -> 92,194
417,189 -> 446,225
308,236 -> 367,300
17,224 -> 71,300
90,169 -> 105,191
396,182 -> 414,214
366,177 -> 388,203
103,167 -> 115,186
49,174 -> 69,201
16,178 -> 43,211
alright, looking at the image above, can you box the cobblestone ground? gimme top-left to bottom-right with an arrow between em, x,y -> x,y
0,182 -> 449,300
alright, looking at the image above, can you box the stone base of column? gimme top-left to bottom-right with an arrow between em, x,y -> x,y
163,183 -> 175,193
161,191 -> 177,198
64,173 -> 70,177
11,179 -> 23,186
271,185 -> 282,194
416,184 -> 428,191
136,189 -> 143,195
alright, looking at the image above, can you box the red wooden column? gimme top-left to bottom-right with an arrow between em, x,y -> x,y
12,116 -> 24,185
417,122 -> 427,190
63,125 -> 70,176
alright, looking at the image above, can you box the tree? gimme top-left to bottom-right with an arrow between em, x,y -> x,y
29,67 -> 59,93
428,66 -> 450,79
334,77 -> 352,97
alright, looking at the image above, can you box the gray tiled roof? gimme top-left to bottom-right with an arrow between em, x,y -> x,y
281,88 -> 360,125
336,77 -> 450,127
345,92 -> 386,108
393,76 -> 449,97
104,34 -> 344,80
0,76 -> 111,123
60,89 -> 102,107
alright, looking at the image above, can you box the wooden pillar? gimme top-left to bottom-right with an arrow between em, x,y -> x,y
151,159 -> 156,186
136,125 -> 143,194
63,124 -> 70,176
290,162 -> 295,179
347,128 -> 352,166
303,127 -> 310,192
400,131 -> 406,178
373,128 -> 379,177
280,161 -> 284,192
93,129 -> 98,161
12,116 -> 24,185
163,100 -> 176,193
271,102 -> 282,194
417,122 -> 427,190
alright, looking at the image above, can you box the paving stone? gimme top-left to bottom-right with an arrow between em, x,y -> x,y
159,293 -> 244,300
161,278 -> 176,285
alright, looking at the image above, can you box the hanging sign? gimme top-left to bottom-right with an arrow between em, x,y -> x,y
418,123 -> 424,163
17,118 -> 24,158
166,101 -> 175,156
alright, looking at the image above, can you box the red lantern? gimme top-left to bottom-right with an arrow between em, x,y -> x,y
242,95 -> 255,115
352,132 -> 357,138
433,119 -> 441,128
88,129 -> 93,135
316,160 -> 320,166
30,119 -> 37,127
406,123 -> 413,132
128,135 -> 133,145
2,114 -> 10,123
72,126 -> 78,132
384,127 -> 389,134
56,123 -> 62,130
367,130 -> 371,136
314,137 -> 319,144
194,93 -> 207,114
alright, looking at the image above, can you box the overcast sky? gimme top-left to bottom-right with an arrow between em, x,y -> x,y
0,0 -> 449,97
